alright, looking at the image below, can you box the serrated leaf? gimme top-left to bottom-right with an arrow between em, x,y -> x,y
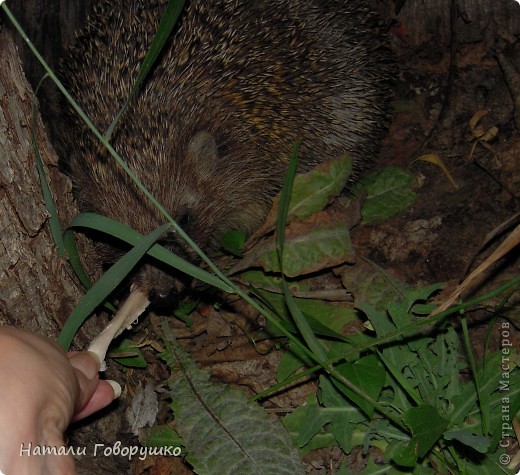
162,320 -> 304,475
354,167 -> 416,224
443,430 -> 491,453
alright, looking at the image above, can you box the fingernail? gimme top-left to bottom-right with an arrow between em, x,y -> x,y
86,350 -> 101,366
106,380 -> 122,399
69,352 -> 99,380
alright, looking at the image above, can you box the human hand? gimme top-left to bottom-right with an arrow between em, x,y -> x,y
0,326 -> 120,475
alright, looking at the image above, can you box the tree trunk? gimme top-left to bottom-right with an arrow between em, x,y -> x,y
0,28 -> 128,474
0,28 -> 86,342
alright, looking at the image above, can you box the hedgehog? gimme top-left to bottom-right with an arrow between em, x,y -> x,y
57,0 -> 393,308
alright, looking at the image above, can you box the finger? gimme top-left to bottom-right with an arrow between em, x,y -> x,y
67,351 -> 101,410
71,380 -> 120,422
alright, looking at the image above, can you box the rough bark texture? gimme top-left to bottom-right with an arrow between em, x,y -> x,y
0,27 -> 128,475
0,28 -> 81,337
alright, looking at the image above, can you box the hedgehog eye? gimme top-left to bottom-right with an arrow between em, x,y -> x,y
177,212 -> 192,228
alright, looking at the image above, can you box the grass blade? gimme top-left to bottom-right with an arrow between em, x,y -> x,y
65,213 -> 233,292
276,144 -> 328,363
58,223 -> 170,349
31,75 -> 65,254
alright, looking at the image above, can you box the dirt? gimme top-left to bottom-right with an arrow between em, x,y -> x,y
366,26 -> 519,288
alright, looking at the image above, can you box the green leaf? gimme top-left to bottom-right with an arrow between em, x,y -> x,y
276,145 -> 328,362
388,440 -> 418,468
221,230 -> 247,257
65,212 -> 232,292
358,455 -> 422,474
283,395 -> 331,448
355,167 -> 416,224
276,342 -> 314,382
331,355 -> 386,417
139,424 -> 184,450
109,339 -> 148,368
162,320 -> 304,475
285,155 -> 352,222
257,221 -> 353,277
318,376 -> 367,452
341,259 -> 411,312
173,299 -> 198,326
443,430 -> 491,453
403,405 -> 449,459
256,289 -> 357,342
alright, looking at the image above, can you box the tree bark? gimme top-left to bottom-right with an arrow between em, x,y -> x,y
0,28 -> 82,339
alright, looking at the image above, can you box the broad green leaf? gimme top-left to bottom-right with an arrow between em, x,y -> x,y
255,221 -> 352,277
341,259 -> 411,312
286,155 -> 352,221
388,440 -> 418,468
257,155 -> 352,234
276,342 -> 314,382
332,355 -> 386,417
162,321 -> 304,475
253,287 -> 358,343
221,230 -> 247,257
354,167 -> 416,224
283,395 -> 331,448
318,375 -> 366,423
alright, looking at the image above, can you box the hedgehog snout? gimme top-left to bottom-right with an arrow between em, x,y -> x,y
135,262 -> 187,312
148,286 -> 179,311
